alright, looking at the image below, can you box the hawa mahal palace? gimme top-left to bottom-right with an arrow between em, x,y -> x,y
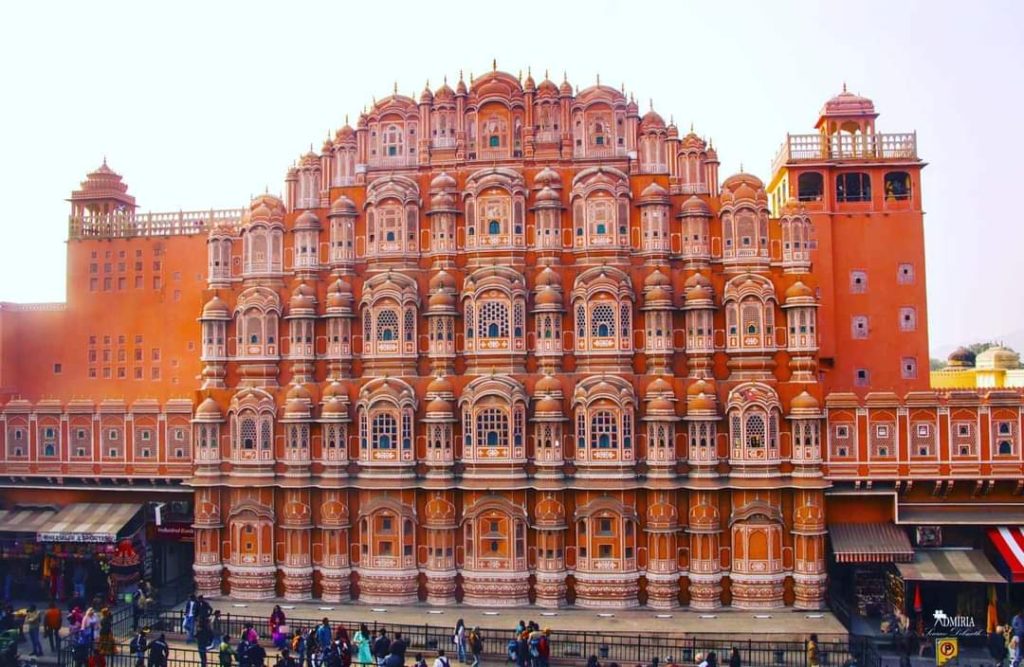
0,65 -> 1021,611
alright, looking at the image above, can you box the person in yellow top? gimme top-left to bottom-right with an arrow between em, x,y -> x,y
25,604 -> 43,657
806,634 -> 820,667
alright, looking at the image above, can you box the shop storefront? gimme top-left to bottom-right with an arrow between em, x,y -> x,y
827,522 -> 915,634
0,502 -> 148,604
146,521 -> 194,589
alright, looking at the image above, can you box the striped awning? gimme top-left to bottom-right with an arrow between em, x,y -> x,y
829,522 -> 914,563
37,503 -> 143,544
896,549 -> 1005,584
988,527 -> 1024,583
0,508 -> 56,536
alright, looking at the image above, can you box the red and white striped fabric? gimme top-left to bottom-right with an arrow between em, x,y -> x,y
988,526 -> 1024,583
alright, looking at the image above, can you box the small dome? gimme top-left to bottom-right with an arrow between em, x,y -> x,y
946,346 -> 976,369
646,377 -> 673,395
322,381 -> 347,400
640,109 -> 666,131
537,77 -> 559,97
644,268 -> 671,289
687,377 -> 715,397
249,194 -> 286,220
640,181 -> 669,201
195,397 -> 222,417
559,78 -> 573,96
645,286 -> 671,304
426,375 -> 454,396
721,173 -> 767,204
681,196 -> 712,216
455,76 -> 468,95
326,278 -> 353,309
976,346 -> 1021,371
523,70 -> 536,91
286,384 -> 312,401
790,391 -> 820,412
419,85 -> 434,104
647,396 -> 675,413
426,397 -> 454,414
202,296 -> 230,319
535,265 -> 562,288
534,286 -> 563,307
535,186 -> 561,204
684,272 -> 710,289
785,281 -> 814,301
429,270 -> 455,292
295,210 -> 320,230
430,172 -> 457,191
688,392 -> 717,413
535,396 -> 563,414
321,398 -> 348,417
429,291 -> 455,309
535,374 -> 562,395
534,166 -> 562,187
290,283 -> 317,311
821,87 -> 876,118
434,81 -> 455,102
329,195 -> 357,217
334,124 -> 355,143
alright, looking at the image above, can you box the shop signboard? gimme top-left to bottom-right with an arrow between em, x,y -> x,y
147,522 -> 194,542
927,610 -> 984,638
37,531 -> 116,544
935,637 -> 957,666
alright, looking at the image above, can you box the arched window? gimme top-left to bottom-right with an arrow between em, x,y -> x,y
884,171 -> 911,201
591,410 -> 617,449
372,413 -> 397,449
377,309 -> 399,342
383,124 -> 404,157
591,303 -> 614,338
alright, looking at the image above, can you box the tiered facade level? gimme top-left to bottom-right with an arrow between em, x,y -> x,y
1,69 -> 1021,610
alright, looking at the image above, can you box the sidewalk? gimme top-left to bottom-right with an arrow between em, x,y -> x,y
174,599 -> 846,639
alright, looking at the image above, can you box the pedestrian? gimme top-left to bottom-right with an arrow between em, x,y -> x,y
390,632 -> 407,661
413,654 -> 428,667
25,603 -> 43,657
88,647 -> 107,667
45,600 -> 63,653
130,629 -> 149,667
97,607 -> 116,656
148,633 -> 169,667
210,610 -> 225,650
373,628 -> 390,667
198,618 -> 215,667
433,649 -> 451,667
248,640 -> 268,667
806,635 -> 820,667
132,589 -> 143,631
586,656 -> 601,667
270,606 -> 287,649
304,630 -> 319,667
316,619 -> 333,661
335,627 -> 352,667
353,625 -> 373,667
991,628 -> 1009,667
183,595 -> 198,643
276,649 -> 298,667
695,653 -> 707,667
220,635 -> 237,667
453,619 -> 467,664
706,652 -> 717,667
468,627 -> 482,667
729,649 -> 741,667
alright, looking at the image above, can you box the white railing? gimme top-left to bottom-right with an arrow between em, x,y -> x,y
773,132 -> 918,173
431,136 -> 457,149
367,155 -> 417,169
69,208 -> 245,240
535,130 -> 560,144
675,183 -> 710,195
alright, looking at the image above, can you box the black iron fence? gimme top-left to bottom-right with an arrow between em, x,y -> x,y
111,609 -> 874,667
59,634 -> 875,667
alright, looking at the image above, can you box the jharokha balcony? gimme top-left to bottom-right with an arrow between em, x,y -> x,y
772,132 -> 918,174
68,208 -> 245,239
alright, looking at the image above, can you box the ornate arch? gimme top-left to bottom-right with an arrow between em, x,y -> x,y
463,168 -> 527,249
458,376 -> 528,461
359,272 -> 420,360
461,266 -> 527,354
572,375 -> 637,464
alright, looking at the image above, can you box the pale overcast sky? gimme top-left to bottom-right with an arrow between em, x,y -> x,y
1,0 -> 1021,355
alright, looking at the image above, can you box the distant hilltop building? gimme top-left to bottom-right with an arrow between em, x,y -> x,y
0,67 -> 1020,616
932,345 -> 1024,389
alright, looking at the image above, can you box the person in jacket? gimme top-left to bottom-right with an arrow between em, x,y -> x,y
148,633 -> 169,667
130,629 -> 148,667
728,649 -> 741,667
183,595 -> 198,643
44,600 -> 63,653
372,629 -> 390,667
335,627 -> 352,667
452,620 -> 466,664
270,606 -> 287,649
353,624 -> 373,667
316,620 -> 333,664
